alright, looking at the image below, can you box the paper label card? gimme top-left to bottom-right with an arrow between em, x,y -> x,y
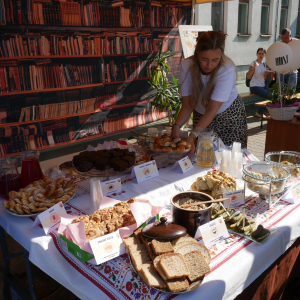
288,181 -> 300,204
89,230 -> 125,265
199,217 -> 229,248
31,202 -> 66,235
223,189 -> 245,208
101,178 -> 122,196
130,160 -> 159,183
171,156 -> 193,173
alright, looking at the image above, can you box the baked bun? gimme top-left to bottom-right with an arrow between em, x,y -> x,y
172,137 -> 181,144
177,141 -> 187,147
153,146 -> 162,152
175,146 -> 185,152
161,147 -> 172,152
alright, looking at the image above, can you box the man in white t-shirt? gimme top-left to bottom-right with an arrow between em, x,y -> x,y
279,28 -> 298,90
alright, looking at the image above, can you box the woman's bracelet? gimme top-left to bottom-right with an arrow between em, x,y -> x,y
172,123 -> 180,128
190,131 -> 198,139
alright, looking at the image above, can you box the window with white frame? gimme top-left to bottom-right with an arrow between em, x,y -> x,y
296,0 -> 300,36
238,0 -> 249,34
211,2 -> 224,32
279,0 -> 289,33
261,0 -> 270,34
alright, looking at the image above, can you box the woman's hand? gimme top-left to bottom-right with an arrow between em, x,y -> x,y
171,124 -> 183,139
186,134 -> 196,157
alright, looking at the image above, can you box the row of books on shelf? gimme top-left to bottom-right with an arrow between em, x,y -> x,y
0,106 -> 167,155
0,0 -> 191,27
0,32 -> 183,58
0,63 -> 102,93
18,98 -> 97,122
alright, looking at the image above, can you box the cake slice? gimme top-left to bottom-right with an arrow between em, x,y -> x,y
166,278 -> 189,293
159,253 -> 190,279
175,242 -> 211,264
151,239 -> 174,255
139,265 -> 166,288
184,250 -> 211,282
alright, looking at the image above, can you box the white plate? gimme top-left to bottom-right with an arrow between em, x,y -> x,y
4,190 -> 76,218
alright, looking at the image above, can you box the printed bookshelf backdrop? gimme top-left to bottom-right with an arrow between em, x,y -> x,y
0,0 -> 191,157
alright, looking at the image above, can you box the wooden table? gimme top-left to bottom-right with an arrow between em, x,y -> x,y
265,115 -> 300,154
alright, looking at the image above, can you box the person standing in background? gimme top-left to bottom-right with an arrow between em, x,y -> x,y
279,28 -> 298,90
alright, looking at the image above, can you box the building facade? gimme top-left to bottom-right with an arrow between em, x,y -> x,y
195,0 -> 300,80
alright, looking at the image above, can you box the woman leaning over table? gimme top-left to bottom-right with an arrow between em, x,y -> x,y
171,31 -> 248,153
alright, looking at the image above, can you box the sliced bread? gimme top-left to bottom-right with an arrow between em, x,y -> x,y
175,242 -> 211,264
153,254 -> 169,280
139,265 -> 166,288
173,240 -> 198,252
159,253 -> 190,279
131,251 -> 152,271
184,250 -> 211,282
166,278 -> 189,293
151,239 -> 174,255
133,228 -> 143,243
128,244 -> 146,253
123,237 -> 140,251
171,236 -> 198,247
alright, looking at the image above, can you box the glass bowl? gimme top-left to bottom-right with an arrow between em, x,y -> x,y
265,151 -> 300,179
242,162 -> 290,198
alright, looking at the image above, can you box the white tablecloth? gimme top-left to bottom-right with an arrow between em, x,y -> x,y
1,150 -> 300,300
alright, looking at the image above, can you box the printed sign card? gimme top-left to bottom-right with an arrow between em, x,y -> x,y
171,156 -> 193,173
282,181 -> 300,204
223,189 -> 245,208
31,202 -> 66,235
196,217 -> 229,248
101,178 -> 122,196
130,160 -> 159,183
89,230 -> 126,265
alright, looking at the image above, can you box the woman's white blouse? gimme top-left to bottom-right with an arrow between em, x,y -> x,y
179,58 -> 238,114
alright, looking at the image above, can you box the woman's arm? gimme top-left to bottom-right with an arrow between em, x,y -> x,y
247,61 -> 257,79
185,99 -> 223,155
171,95 -> 193,138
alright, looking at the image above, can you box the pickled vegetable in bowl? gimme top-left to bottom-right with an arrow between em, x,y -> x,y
265,151 -> 300,178
243,162 -> 290,196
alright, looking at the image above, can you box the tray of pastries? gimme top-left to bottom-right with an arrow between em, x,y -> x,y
71,198 -> 138,241
72,149 -> 137,177
149,134 -> 192,154
190,171 -> 238,198
124,231 -> 211,293
3,176 -> 76,217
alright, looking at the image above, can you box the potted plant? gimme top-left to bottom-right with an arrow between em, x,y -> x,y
266,83 -> 300,121
144,43 -> 181,126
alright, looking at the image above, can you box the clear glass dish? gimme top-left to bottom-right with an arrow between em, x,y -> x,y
265,151 -> 300,179
242,162 -> 290,197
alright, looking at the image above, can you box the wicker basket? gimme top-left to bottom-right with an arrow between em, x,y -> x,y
266,106 -> 298,121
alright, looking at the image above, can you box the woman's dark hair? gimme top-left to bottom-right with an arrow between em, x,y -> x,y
257,48 -> 266,54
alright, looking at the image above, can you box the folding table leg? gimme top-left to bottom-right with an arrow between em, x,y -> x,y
23,248 -> 38,300
0,226 -> 12,300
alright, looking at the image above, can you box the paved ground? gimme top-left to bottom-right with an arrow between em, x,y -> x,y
0,81 -> 291,300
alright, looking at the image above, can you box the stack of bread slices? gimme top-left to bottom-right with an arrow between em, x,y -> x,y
123,230 -> 211,293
